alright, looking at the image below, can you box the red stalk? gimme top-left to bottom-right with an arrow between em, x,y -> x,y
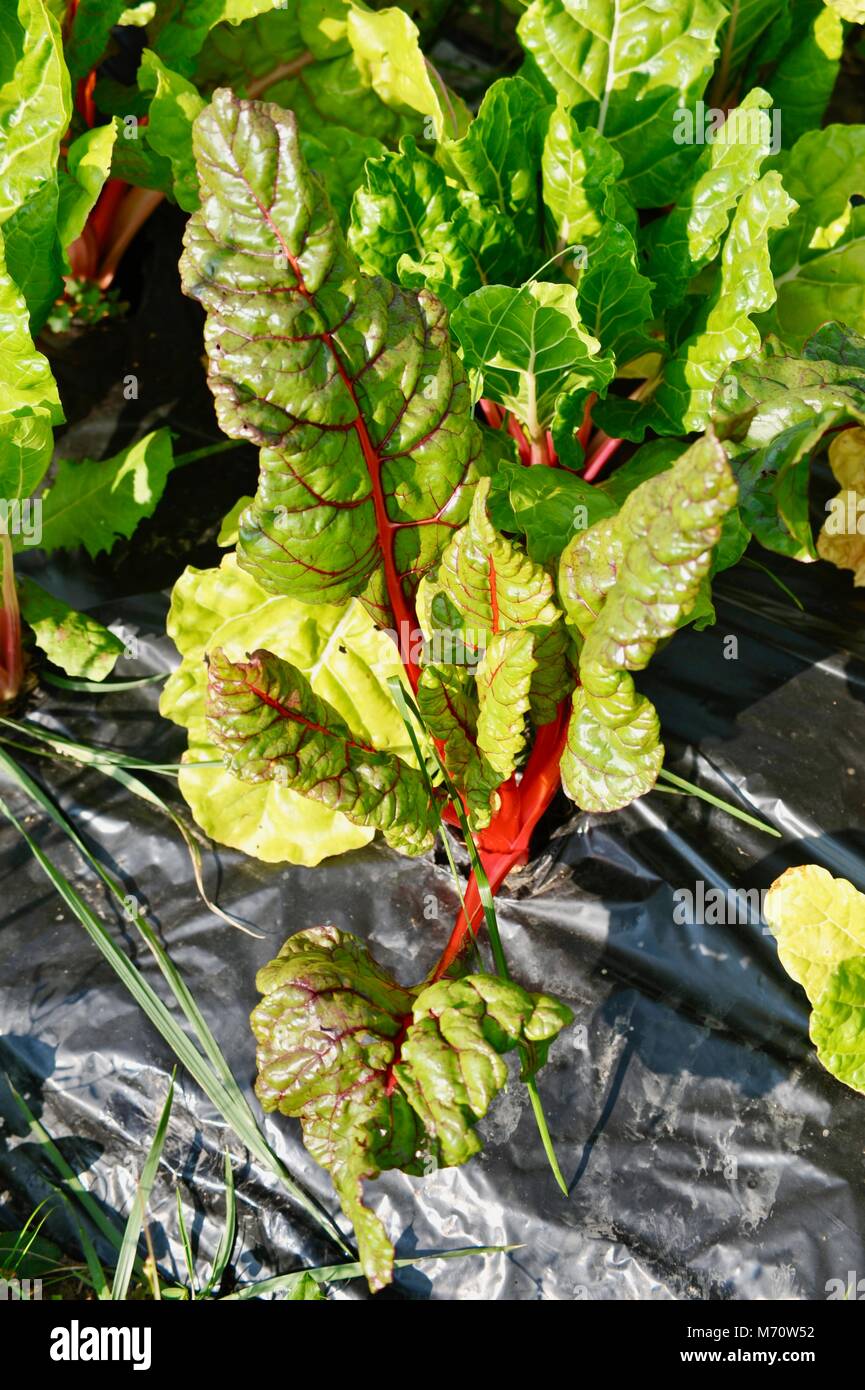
0,533 -> 24,704
577,394 -> 597,451
506,413 -> 532,464
582,432 -> 624,482
479,398 -> 504,430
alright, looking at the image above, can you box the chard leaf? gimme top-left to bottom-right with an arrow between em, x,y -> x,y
17,577 -> 125,680
529,620 -> 575,726
810,959 -> 865,1095
641,89 -> 777,313
64,0 -> 130,82
475,627 -> 537,780
181,90 -> 481,621
439,478 -> 561,635
575,220 -> 656,367
518,0 -> 726,207
762,2 -> 843,151
138,51 -> 206,213
0,0 -> 71,327
760,126 -> 865,349
0,237 -> 60,507
207,646 -> 438,855
31,430 -> 177,560
437,76 -> 548,246
600,172 -> 797,438
348,137 -> 522,310
252,926 -> 572,1289
416,665 -> 501,829
764,864 -> 865,1008
541,104 -> 621,246
346,5 -> 470,141
713,324 -> 865,443
452,281 -> 613,449
149,0 -> 278,76
161,556 -> 418,865
57,122 -> 119,250
488,456 -> 616,566
558,432 -> 736,810
817,427 -> 865,584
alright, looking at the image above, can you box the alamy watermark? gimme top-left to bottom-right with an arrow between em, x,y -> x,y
0,1276 -> 42,1300
673,100 -> 782,156
673,880 -> 768,928
0,497 -> 41,545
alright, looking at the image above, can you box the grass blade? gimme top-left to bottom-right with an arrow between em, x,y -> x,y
657,767 -> 781,836
0,751 -> 353,1258
175,1185 -> 198,1299
201,1152 -> 236,1298
221,1244 -> 521,1299
7,1081 -> 134,1265
38,672 -> 167,693
112,1075 -> 175,1300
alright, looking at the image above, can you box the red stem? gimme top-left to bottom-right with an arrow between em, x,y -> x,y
479,398 -> 504,430
432,703 -> 570,980
506,413 -> 532,464
583,432 -> 624,482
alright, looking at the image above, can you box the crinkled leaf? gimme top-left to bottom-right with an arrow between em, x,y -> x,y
759,125 -> 865,349
475,627 -> 537,780
138,51 -> 206,213
600,172 -> 797,438
541,103 -> 621,246
817,427 -> 865,585
252,926 -> 572,1290
17,577 -> 124,680
348,137 -> 523,309
438,76 -> 548,245
181,90 -> 481,621
32,429 -> 177,560
452,281 -> 613,446
57,122 -> 118,250
488,455 -> 617,566
0,0 -> 70,326
416,664 -> 501,829
207,646 -> 438,855
518,0 -> 726,207
439,478 -> 561,635
764,864 -> 865,1007
576,220 -> 656,367
558,432 -> 736,810
161,555 -> 417,865
529,620 -> 575,725
811,959 -> 865,1096
641,89 -> 776,313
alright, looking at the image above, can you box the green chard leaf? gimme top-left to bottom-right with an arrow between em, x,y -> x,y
475,627 -> 538,780
759,2 -> 843,152
599,171 -> 797,439
30,430 -> 177,560
641,89 -> 777,313
488,455 -> 617,566
437,76 -> 548,249
181,89 -> 481,624
518,0 -> 727,207
348,137 -> 522,312
416,664 -> 502,830
206,646 -> 438,856
137,50 -> 206,213
558,432 -> 737,811
251,926 -> 572,1289
0,0 -> 71,328
764,864 -> 865,1095
17,577 -> 125,680
760,125 -> 865,349
452,282 -> 613,458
